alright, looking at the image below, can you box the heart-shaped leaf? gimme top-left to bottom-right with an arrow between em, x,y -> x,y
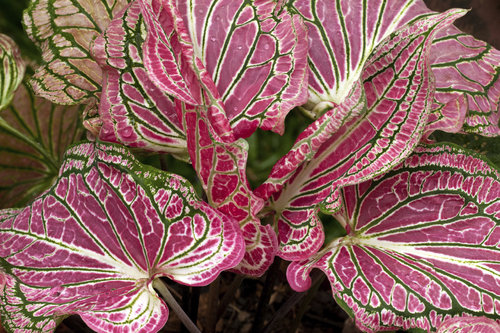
141,0 -> 278,276
0,34 -> 25,110
23,0 -> 130,104
92,1 -> 187,157
288,144 -> 500,332
0,81 -> 83,208
0,141 -> 244,332
176,0 -> 309,138
256,9 -> 465,260
426,25 -> 500,137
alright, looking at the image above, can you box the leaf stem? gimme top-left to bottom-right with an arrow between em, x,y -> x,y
262,270 -> 324,333
250,258 -> 282,333
205,276 -> 220,333
153,279 -> 201,333
334,212 -> 348,229
216,274 -> 244,320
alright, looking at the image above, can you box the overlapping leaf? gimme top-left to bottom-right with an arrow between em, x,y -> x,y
287,144 -> 500,332
0,34 -> 25,110
176,0 -> 309,138
0,141 -> 244,332
23,0 -> 130,104
437,316 -> 500,333
0,81 -> 83,208
256,10 -> 464,260
180,102 -> 277,276
291,0 -> 429,115
426,25 -> 500,137
92,1 -> 187,157
141,0 -> 278,276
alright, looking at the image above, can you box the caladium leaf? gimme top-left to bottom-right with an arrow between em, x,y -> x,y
23,0 -> 130,104
256,10 -> 465,260
291,0 -> 430,115
0,34 -> 25,110
437,316 -> 500,333
287,144 -> 500,332
426,25 -> 500,137
139,0 -> 277,275
431,131 -> 500,169
176,0 -> 309,138
0,141 -> 244,332
140,0 -> 233,141
180,101 -> 277,276
0,81 -> 83,209
92,0 -> 187,156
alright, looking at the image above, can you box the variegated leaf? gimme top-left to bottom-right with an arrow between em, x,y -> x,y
140,0 -> 233,141
437,316 -> 500,333
92,1 -> 187,156
180,102 -> 277,276
141,0 -> 278,276
426,25 -> 500,137
256,10 -> 465,260
0,141 -> 244,332
288,144 -> 500,332
0,81 -> 83,209
431,131 -> 500,169
23,0 -> 130,104
177,0 -> 309,138
291,0 -> 430,115
0,34 -> 25,110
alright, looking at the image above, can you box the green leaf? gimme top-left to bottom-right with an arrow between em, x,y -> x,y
0,81 -> 83,208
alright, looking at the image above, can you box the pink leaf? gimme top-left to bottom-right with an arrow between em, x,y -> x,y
0,142 -> 244,332
141,0 -> 278,276
437,316 -> 500,333
291,0 -> 430,115
426,25 -> 500,137
256,9 -> 466,260
288,144 -> 500,332
92,1 -> 187,156
177,0 -> 309,138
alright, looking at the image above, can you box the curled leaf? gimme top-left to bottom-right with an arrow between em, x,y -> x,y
426,25 -> 500,137
288,144 -> 500,332
0,34 -> 25,110
141,0 -> 278,276
0,141 -> 244,332
437,316 -> 500,333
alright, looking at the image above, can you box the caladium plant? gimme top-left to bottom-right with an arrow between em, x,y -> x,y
0,141 -> 244,332
0,0 -> 499,332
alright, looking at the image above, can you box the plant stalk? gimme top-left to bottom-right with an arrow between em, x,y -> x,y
262,270 -> 324,333
153,279 -> 201,333
250,258 -> 282,333
216,274 -> 244,320
205,276 -> 220,333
